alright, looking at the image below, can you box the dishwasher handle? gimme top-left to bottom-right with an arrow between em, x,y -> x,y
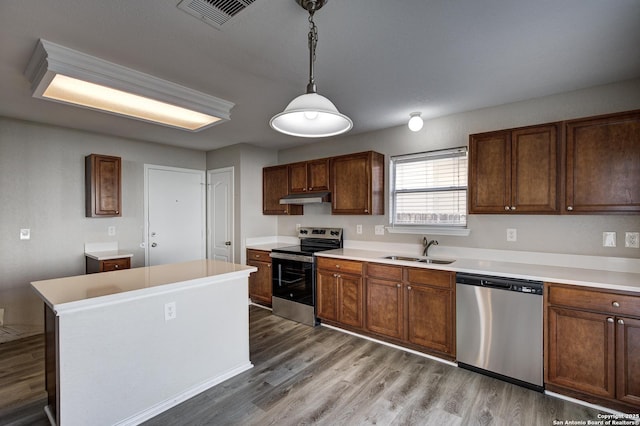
481,279 -> 512,290
456,273 -> 543,295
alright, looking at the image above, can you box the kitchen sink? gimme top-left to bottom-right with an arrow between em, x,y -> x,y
382,255 -> 455,264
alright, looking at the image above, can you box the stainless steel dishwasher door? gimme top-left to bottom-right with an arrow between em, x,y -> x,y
456,280 -> 543,389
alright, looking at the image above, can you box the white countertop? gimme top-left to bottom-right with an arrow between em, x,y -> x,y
85,250 -> 134,260
31,259 -> 256,313
316,248 -> 640,294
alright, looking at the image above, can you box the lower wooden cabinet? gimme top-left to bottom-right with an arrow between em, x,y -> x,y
247,249 -> 272,306
363,263 -> 456,359
316,258 -> 364,328
86,256 -> 130,274
546,283 -> 640,411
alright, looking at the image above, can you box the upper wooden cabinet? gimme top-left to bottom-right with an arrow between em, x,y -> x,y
288,158 -> 330,193
564,110 -> 640,214
85,154 -> 121,217
262,165 -> 303,215
330,151 -> 385,215
469,124 -> 560,214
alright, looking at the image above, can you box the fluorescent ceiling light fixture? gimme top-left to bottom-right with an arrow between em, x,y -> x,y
25,39 -> 234,132
269,0 -> 352,138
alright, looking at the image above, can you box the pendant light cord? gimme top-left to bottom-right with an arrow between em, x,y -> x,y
306,4 -> 318,94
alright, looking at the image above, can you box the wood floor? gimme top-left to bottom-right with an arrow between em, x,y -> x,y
1,305 -> 605,425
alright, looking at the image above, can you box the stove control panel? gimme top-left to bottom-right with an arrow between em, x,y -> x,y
298,227 -> 343,240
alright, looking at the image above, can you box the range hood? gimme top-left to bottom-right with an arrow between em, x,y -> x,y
279,192 -> 331,205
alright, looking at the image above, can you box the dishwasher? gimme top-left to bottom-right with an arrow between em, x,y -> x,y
456,273 -> 544,391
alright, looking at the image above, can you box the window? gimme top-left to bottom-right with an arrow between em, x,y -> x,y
390,147 -> 468,230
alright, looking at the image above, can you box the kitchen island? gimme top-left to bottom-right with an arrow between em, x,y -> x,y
31,259 -> 256,426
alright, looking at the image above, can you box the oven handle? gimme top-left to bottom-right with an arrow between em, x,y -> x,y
270,252 -> 314,263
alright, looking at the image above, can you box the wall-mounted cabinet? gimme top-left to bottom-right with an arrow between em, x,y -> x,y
288,158 -> 330,194
85,154 -> 121,217
564,110 -> 640,214
469,124 -> 560,214
330,151 -> 384,215
262,165 -> 303,215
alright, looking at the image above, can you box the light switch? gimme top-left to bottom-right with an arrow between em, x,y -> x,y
603,232 -> 616,247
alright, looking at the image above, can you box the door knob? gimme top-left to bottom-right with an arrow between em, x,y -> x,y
151,242 -> 158,247
225,241 -> 231,246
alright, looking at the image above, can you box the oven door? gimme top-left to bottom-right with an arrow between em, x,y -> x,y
271,253 -> 315,307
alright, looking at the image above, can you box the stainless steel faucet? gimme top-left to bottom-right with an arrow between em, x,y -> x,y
423,237 -> 438,256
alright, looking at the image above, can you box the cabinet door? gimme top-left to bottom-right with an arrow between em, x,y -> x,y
317,270 -> 338,322
616,316 -> 640,406
263,165 -> 303,215
547,306 -> 616,399
366,278 -> 403,339
511,125 -> 559,212
565,111 -> 640,213
248,260 -> 272,306
331,152 -> 384,215
338,273 -> 364,328
469,131 -> 511,213
406,283 -> 454,355
288,162 -> 308,193
307,159 -> 330,192
85,154 -> 121,217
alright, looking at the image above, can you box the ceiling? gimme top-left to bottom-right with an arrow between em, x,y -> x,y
1,0 -> 639,151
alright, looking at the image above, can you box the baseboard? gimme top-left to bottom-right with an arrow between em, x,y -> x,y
114,362 -> 254,426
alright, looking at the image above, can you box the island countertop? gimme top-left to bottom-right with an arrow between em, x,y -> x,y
31,259 -> 256,313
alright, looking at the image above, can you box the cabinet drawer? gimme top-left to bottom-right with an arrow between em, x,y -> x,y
366,263 -> 403,281
247,249 -> 271,262
547,284 -> 640,317
317,257 -> 363,275
102,258 -> 130,272
406,268 -> 453,289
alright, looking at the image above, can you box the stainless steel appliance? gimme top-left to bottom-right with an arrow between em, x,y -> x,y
456,273 -> 544,391
270,227 -> 343,326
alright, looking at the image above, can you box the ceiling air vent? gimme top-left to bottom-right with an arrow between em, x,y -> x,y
177,0 -> 257,29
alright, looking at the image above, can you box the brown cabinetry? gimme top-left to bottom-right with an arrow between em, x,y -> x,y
262,165 -> 303,215
364,263 -> 456,359
247,249 -> 272,306
288,158 -> 330,193
86,256 -> 130,274
564,110 -> 640,213
546,283 -> 640,411
85,154 -> 121,217
469,124 -> 560,214
316,257 -> 364,328
330,151 -> 384,215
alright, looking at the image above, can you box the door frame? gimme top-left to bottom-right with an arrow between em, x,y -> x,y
143,164 -> 206,266
206,166 -> 235,263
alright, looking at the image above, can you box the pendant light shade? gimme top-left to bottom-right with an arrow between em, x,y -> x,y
270,92 -> 353,137
270,0 -> 352,138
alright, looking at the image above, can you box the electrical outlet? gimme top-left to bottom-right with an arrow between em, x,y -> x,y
296,224 -> 301,231
603,232 -> 616,247
506,228 -> 517,242
375,225 -> 385,235
20,228 -> 30,240
108,226 -> 116,236
0,308 -> 4,326
164,302 -> 177,321
356,224 -> 363,234
625,232 -> 639,248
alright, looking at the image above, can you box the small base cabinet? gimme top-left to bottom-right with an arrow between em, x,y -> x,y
247,249 -> 272,306
316,257 -> 364,328
545,283 -> 640,412
85,256 -> 131,274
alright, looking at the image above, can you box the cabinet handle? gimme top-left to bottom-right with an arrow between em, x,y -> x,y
115,265 -> 120,269
267,264 -> 271,268
397,283 -> 401,288
335,264 -> 340,268
607,317 -> 614,323
256,254 -> 260,258
115,210 -> 119,214
504,206 -> 510,211
407,286 -> 412,291
618,319 -> 624,325
364,209 -> 369,213
567,206 -> 573,211
612,301 -> 620,308
510,206 -> 516,211
303,188 -> 306,191
308,187 -> 312,190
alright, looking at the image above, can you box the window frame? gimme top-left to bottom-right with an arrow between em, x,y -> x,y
387,146 -> 470,236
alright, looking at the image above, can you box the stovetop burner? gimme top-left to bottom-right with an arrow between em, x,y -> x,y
271,227 -> 343,256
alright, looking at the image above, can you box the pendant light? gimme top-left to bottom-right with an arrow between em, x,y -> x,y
270,0 -> 353,138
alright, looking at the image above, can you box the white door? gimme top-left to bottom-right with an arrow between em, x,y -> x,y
207,167 -> 234,262
145,165 -> 206,266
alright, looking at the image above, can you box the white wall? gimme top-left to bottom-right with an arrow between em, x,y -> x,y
275,78 -> 640,259
0,118 -> 205,326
